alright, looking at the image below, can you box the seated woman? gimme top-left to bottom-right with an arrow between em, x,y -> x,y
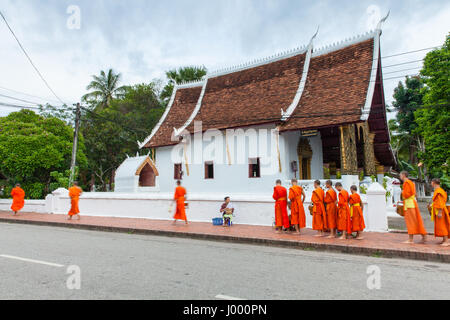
220,196 -> 235,227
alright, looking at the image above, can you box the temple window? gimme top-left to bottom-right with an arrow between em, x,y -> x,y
249,158 -> 261,178
204,161 -> 214,179
174,163 -> 183,180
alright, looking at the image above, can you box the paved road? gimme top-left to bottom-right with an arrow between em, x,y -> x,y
0,223 -> 448,300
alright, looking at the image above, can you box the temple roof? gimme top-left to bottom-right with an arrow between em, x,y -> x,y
280,38 -> 374,131
140,29 -> 390,163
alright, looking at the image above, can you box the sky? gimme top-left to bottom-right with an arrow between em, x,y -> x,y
0,0 -> 449,117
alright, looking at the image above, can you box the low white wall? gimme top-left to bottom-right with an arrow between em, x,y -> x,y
45,188 -> 388,231
0,199 -> 47,213
2,184 -> 387,232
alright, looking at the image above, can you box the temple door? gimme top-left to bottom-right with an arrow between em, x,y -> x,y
297,138 -> 312,180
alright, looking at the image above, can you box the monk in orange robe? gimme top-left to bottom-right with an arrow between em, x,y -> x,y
289,179 -> 306,234
335,183 -> 352,239
324,180 -> 338,238
349,185 -> 365,240
273,179 -> 290,232
430,178 -> 449,246
11,183 -> 25,215
311,180 -> 327,237
400,171 -> 427,244
173,180 -> 188,224
68,181 -> 82,220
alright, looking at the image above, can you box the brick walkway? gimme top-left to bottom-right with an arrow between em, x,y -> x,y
0,211 -> 448,262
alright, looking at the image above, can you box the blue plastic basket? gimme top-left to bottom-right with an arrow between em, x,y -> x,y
212,217 -> 223,226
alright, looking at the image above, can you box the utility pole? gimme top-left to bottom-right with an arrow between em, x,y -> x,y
69,103 -> 81,187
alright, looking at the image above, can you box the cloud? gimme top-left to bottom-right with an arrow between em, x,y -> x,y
0,0 -> 448,117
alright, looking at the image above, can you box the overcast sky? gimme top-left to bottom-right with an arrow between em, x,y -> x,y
0,0 -> 449,117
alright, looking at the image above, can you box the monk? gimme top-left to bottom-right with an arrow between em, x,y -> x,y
430,178 -> 449,246
68,181 -> 82,220
273,179 -> 290,233
349,185 -> 365,240
173,180 -> 188,224
311,180 -> 327,237
324,180 -> 338,238
336,183 -> 352,239
289,179 -> 306,234
11,183 -> 25,215
400,171 -> 427,244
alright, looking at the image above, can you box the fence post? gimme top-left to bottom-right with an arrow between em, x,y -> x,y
365,182 -> 388,232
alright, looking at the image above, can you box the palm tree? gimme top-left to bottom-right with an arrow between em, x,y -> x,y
82,69 -> 127,109
160,66 -> 207,103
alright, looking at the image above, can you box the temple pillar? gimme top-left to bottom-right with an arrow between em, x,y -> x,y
362,122 -> 377,177
376,162 -> 385,184
339,124 -> 359,190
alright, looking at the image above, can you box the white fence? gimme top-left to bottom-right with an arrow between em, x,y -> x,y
0,182 -> 389,232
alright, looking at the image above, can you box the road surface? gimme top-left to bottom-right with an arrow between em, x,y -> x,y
0,223 -> 448,299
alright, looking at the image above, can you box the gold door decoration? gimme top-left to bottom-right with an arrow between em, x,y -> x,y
297,138 -> 312,180
339,124 -> 358,175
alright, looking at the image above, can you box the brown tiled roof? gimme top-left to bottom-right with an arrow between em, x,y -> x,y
186,52 -> 306,132
280,39 -> 374,131
145,37 -> 377,147
144,86 -> 202,148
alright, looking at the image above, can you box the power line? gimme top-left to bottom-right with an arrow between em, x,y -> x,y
382,67 -> 422,76
0,10 -> 66,105
382,59 -> 424,69
0,93 -> 41,105
381,46 -> 441,59
0,85 -> 62,104
0,101 -> 40,109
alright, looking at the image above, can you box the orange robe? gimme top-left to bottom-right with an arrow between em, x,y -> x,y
273,185 -> 290,229
173,186 -> 187,221
402,179 -> 426,235
337,190 -> 352,234
289,185 -> 306,228
431,187 -> 449,237
311,187 -> 327,231
68,186 -> 82,216
11,187 -> 25,212
349,193 -> 365,232
324,188 -> 338,230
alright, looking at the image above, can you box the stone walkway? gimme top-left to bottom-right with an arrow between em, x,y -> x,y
0,211 -> 448,262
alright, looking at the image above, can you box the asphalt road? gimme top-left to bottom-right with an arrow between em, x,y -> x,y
0,223 -> 448,300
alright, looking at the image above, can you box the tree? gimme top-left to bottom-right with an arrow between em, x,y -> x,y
414,34 -> 450,187
81,82 -> 165,191
82,69 -> 127,109
391,76 -> 424,165
0,110 -> 87,198
160,66 -> 207,103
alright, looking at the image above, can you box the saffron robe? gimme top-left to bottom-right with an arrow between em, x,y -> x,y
273,185 -> 290,229
349,193 -> 365,232
431,187 -> 449,237
10,187 -> 25,212
324,188 -> 338,230
289,185 -> 306,228
311,187 -> 327,231
173,186 -> 187,221
402,179 -> 427,235
68,186 -> 82,216
337,190 -> 352,234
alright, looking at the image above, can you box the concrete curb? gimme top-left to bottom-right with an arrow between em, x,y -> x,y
0,217 -> 448,263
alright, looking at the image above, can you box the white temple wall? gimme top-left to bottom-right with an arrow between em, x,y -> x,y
155,124 -> 291,195
154,125 -> 325,196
